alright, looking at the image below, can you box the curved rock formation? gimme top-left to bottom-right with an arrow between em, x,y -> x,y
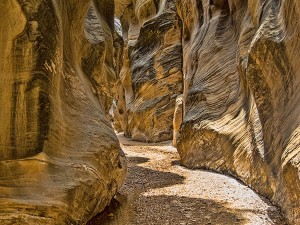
0,1 -> 125,224
115,0 -> 183,142
83,4 -> 117,115
176,0 -> 300,224
173,94 -> 183,147
1,0 -> 299,224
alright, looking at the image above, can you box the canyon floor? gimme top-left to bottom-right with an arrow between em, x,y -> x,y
88,134 -> 287,225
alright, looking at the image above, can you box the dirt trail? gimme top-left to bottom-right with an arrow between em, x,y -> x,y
88,135 -> 286,225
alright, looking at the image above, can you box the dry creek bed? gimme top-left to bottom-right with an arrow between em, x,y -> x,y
88,135 -> 286,225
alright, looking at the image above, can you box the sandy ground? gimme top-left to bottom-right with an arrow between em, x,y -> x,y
88,135 -> 286,225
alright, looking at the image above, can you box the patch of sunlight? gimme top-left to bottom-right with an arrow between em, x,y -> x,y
142,167 -> 278,225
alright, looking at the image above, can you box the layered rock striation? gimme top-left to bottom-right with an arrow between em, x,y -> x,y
0,1 -> 125,224
1,0 -> 300,224
176,0 -> 300,224
115,0 -> 183,142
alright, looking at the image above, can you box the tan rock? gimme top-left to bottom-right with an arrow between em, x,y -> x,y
115,0 -> 183,142
83,5 -> 115,116
0,1 -> 125,224
112,22 -> 130,135
173,94 -> 183,147
176,0 -> 300,224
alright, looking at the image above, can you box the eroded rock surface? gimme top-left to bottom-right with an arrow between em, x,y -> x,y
173,94 -> 183,147
176,1 -> 300,224
0,1 -> 125,224
115,0 -> 183,142
83,5 -> 117,115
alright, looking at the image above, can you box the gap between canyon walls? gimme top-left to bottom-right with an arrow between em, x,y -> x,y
113,0 -> 184,143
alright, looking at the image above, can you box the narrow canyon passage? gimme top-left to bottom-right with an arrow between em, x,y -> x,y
88,135 -> 286,225
1,1 -> 300,224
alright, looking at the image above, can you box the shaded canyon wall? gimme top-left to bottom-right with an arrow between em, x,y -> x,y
0,0 -> 125,224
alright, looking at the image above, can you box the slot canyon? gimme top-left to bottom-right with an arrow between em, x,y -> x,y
0,0 -> 299,224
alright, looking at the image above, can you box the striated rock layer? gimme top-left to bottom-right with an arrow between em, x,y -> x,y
83,5 -> 118,116
115,0 -> 183,142
0,0 -> 125,224
176,0 -> 300,224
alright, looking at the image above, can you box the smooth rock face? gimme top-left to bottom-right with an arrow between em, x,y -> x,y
83,5 -> 117,115
176,0 -> 300,224
115,0 -> 183,142
0,1 -> 125,224
112,19 -> 129,135
173,94 -> 183,147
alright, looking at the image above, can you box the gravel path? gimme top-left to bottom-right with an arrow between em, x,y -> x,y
88,136 -> 286,225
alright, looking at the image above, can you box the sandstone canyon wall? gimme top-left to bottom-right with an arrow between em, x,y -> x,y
0,0 -> 125,224
1,0 -> 300,224
115,0 -> 183,142
176,0 -> 300,224
114,1 -> 300,221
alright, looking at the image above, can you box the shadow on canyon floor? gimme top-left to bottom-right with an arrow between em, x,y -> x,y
87,195 -> 248,225
88,157 -> 246,225
88,140 -> 287,225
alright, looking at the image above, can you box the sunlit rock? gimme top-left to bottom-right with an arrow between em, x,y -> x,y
176,0 -> 300,224
115,0 -> 183,142
173,94 -> 183,147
